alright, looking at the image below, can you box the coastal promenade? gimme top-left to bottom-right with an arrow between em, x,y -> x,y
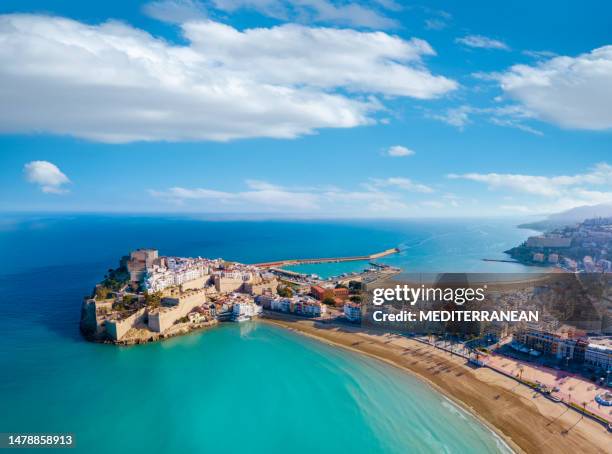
252,247 -> 400,268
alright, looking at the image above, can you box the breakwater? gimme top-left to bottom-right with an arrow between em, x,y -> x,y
253,247 -> 400,268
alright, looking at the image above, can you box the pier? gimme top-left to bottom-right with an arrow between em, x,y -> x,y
253,247 -> 400,268
482,258 -> 520,264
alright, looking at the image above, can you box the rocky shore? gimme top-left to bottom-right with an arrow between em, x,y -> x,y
82,319 -> 219,346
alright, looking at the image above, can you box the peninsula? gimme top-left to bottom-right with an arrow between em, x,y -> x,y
80,248 -> 399,345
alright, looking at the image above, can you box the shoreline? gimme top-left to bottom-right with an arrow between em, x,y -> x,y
261,313 -> 610,454
261,315 -> 519,454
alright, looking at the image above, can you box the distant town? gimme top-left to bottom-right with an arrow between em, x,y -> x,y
507,216 -> 612,272
80,248 -> 399,345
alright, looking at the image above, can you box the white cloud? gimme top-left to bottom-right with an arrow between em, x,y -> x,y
0,14 -> 457,143
498,46 -> 612,130
322,188 -> 410,212
429,105 -> 473,129
448,163 -> 612,214
424,18 -> 446,30
449,163 -> 612,197
456,35 -> 509,50
429,104 -> 542,135
386,145 -> 415,157
521,49 -> 557,59
369,177 -> 433,193
151,180 -> 319,210
23,161 -> 70,194
151,176 -> 438,214
208,0 -> 398,29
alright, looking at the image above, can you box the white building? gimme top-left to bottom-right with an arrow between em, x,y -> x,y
344,303 -> 361,322
232,302 -> 263,321
585,339 -> 612,370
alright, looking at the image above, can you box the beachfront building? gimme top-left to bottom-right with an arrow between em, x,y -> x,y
512,327 -> 612,372
513,326 -> 585,360
261,295 -> 326,318
344,303 -> 361,323
585,338 -> 612,370
231,301 -> 263,321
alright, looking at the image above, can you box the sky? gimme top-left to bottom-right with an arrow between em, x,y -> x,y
0,0 -> 611,217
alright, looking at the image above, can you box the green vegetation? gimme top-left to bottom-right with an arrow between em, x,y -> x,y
94,286 -> 113,300
349,295 -> 362,303
277,286 -> 294,298
122,294 -> 134,305
568,402 -> 608,424
144,291 -> 162,308
101,264 -> 129,291
93,262 -> 130,299
322,297 -> 336,306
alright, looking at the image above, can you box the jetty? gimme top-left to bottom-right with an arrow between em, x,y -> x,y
482,258 -> 521,264
253,247 -> 400,268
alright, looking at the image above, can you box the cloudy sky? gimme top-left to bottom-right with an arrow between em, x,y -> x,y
0,0 -> 611,217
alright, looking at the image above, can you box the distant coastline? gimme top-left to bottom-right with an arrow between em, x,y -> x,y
507,216 -> 612,272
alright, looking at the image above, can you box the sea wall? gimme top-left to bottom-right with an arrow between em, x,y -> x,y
80,299 -> 98,335
106,308 -> 147,341
80,298 -> 114,337
148,291 -> 207,333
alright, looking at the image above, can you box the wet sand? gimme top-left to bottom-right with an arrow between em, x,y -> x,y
262,313 -> 610,454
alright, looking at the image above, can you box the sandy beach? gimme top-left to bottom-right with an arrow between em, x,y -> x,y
262,313 -> 611,454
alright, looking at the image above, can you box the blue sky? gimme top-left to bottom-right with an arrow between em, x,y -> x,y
0,0 -> 611,217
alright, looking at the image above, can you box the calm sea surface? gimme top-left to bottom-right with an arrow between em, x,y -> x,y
0,214 -> 530,453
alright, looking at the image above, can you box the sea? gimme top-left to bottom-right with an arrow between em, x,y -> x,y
0,214 -> 536,453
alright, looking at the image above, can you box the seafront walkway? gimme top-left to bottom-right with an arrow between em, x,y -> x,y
485,352 -> 611,424
413,335 -> 611,425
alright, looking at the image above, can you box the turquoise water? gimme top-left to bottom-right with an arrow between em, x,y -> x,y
0,214 -> 527,453
284,219 -> 541,278
2,322 -> 509,453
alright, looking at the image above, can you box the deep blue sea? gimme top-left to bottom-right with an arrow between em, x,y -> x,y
0,214 -> 532,453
